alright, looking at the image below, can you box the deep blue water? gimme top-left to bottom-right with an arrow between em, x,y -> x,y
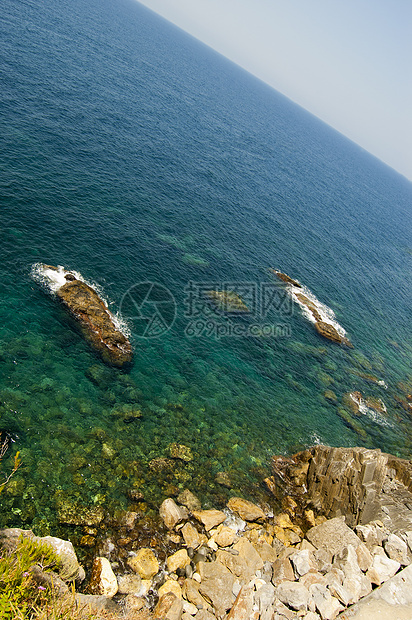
1,0 -> 411,532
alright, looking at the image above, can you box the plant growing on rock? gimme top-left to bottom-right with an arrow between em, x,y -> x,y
0,432 -> 22,495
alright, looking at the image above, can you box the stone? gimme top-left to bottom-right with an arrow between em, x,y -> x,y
335,564 -> 412,618
300,539 -> 317,553
88,557 -> 118,598
192,509 -> 227,531
127,548 -> 159,580
300,572 -> 327,589
182,600 -> 198,615
37,265 -> 133,367
355,522 -> 386,549
158,579 -> 182,600
302,613 -> 321,620
182,578 -> 211,611
40,534 -> 84,582
315,321 -> 350,346
313,548 -> 333,574
274,513 -> 294,529
355,541 -> 373,571
117,573 -> 143,595
366,553 -> 400,585
227,583 -> 255,619
122,594 -> 147,613
198,560 -> 236,617
0,529 -> 84,583
211,525 -> 237,548
254,582 -> 275,613
196,611 -> 217,620
327,577 -> 352,607
177,489 -> 202,511
306,517 -> 362,556
384,532 -> 409,565
215,471 -> 232,488
181,522 -> 203,549
167,549 -> 190,573
272,557 -> 295,586
75,593 -> 119,615
254,542 -> 277,563
270,270 -> 302,288
154,592 -> 183,620
290,549 -> 317,577
56,497 -> 105,527
160,498 -> 189,529
233,537 -> 264,575
276,580 -> 309,611
308,583 -> 343,620
227,497 -> 266,522
168,443 -> 193,462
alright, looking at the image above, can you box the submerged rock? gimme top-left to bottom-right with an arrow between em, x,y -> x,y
206,290 -> 249,313
37,264 -> 132,367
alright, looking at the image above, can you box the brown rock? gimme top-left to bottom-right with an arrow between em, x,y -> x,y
227,583 -> 254,620
53,270 -> 132,367
181,522 -> 203,549
227,497 -> 266,522
166,549 -> 190,573
270,270 -> 302,288
153,592 -> 183,620
88,557 -> 118,598
160,498 -> 188,529
198,561 -> 236,617
193,509 -> 227,531
127,548 -> 159,580
167,443 -> 193,462
315,320 -> 349,345
306,517 -> 362,557
177,489 -> 202,511
272,557 -> 295,586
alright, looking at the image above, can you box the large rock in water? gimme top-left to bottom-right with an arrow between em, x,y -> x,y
46,265 -> 132,367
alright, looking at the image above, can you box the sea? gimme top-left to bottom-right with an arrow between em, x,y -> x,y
1,0 -> 411,535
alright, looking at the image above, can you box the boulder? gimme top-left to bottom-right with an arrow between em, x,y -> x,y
153,591 -> 183,620
270,270 -> 302,288
177,489 -> 202,511
306,517 -> 362,557
276,580 -> 309,611
158,579 -> 182,600
366,553 -> 400,585
227,497 -> 266,522
167,549 -> 190,573
160,498 -> 188,529
192,509 -> 227,531
127,548 -> 159,580
39,265 -> 132,367
88,557 -> 118,598
0,529 -> 84,583
198,560 -> 236,616
314,321 -> 350,346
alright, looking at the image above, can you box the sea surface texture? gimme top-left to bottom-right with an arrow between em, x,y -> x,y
1,0 -> 411,533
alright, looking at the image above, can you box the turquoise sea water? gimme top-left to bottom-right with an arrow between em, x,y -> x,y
1,0 -> 411,534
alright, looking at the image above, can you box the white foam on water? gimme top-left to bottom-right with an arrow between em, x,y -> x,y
287,282 -> 347,337
31,263 -> 131,338
31,263 -> 84,293
349,392 -> 390,427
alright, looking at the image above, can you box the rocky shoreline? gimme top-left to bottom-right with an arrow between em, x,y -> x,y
2,445 -> 412,619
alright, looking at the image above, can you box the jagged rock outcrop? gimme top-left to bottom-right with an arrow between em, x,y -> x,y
270,269 -> 352,347
43,265 -> 132,367
270,445 -> 412,533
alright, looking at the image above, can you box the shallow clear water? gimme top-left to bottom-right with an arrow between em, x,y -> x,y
1,0 -> 411,534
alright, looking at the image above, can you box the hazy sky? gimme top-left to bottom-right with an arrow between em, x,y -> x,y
137,0 -> 411,180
